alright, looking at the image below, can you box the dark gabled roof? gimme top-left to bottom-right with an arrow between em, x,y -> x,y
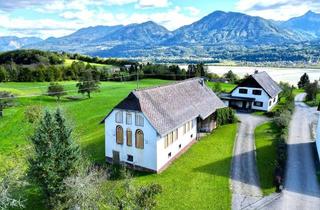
232,71 -> 282,98
103,78 -> 226,136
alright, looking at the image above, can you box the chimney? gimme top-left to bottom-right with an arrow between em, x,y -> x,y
254,70 -> 259,74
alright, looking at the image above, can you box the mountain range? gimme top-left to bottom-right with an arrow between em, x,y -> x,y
1,10 -> 320,59
0,36 -> 42,51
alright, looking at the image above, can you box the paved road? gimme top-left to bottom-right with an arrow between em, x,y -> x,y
263,93 -> 320,210
231,113 -> 269,210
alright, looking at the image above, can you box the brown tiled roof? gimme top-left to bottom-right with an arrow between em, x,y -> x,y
105,78 -> 225,136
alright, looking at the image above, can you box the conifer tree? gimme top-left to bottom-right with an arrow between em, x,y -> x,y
28,109 -> 81,207
298,73 -> 310,88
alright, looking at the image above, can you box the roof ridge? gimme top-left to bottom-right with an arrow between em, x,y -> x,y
133,77 -> 202,93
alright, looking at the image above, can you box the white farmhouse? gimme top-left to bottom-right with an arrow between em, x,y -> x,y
101,78 -> 225,173
221,71 -> 282,112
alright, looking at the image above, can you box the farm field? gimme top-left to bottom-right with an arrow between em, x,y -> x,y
0,79 -> 236,209
64,58 -> 115,69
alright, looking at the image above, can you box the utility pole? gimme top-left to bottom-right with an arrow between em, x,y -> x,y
136,65 -> 139,90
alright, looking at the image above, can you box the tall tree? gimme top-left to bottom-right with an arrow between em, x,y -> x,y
0,91 -> 14,117
0,66 -> 8,82
28,109 -> 81,207
224,70 -> 239,84
305,81 -> 319,101
47,83 -> 66,101
76,70 -> 100,98
298,73 -> 310,89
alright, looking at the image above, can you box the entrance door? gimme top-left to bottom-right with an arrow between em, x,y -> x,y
242,101 -> 247,109
112,150 -> 120,164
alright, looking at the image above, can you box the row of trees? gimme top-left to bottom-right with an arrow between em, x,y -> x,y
0,61 -> 210,83
0,61 -> 102,82
0,49 -> 64,65
1,109 -> 162,209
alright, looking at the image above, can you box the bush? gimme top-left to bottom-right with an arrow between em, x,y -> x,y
24,105 -> 43,124
215,107 -> 236,127
271,94 -> 295,189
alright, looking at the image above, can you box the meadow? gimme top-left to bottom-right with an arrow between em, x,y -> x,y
0,79 -> 237,209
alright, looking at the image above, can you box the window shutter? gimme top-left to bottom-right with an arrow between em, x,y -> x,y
135,129 -> 144,149
126,129 -> 132,146
116,126 -> 123,144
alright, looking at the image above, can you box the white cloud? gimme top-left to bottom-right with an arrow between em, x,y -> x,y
138,0 -> 169,8
0,0 -> 198,38
186,6 -> 200,16
106,0 -> 137,6
236,0 -> 320,20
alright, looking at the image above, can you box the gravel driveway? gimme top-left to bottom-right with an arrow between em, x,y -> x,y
263,93 -> 320,210
231,113 -> 269,210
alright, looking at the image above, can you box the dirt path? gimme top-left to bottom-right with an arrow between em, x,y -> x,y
231,113 -> 269,210
263,93 -> 320,210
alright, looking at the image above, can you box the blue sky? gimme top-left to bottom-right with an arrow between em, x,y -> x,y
0,0 -> 319,39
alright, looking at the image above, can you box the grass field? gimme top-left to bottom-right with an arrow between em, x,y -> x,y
255,122 -> 278,195
134,124 -> 237,210
0,79 -> 236,209
206,81 -> 236,93
64,58 -> 115,70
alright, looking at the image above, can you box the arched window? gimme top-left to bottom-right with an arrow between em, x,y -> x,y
116,125 -> 123,144
126,128 -> 132,146
115,111 -> 123,123
135,129 -> 144,149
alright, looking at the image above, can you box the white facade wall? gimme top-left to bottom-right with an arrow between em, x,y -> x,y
105,109 -> 198,172
231,87 -> 278,111
156,118 -> 197,171
105,109 -> 158,171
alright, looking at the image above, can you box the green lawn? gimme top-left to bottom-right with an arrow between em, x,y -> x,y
134,124 -> 237,210
0,79 -> 237,209
206,81 -> 236,93
64,58 -> 115,70
255,122 -> 278,195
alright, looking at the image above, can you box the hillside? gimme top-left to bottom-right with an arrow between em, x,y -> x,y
165,11 -> 309,46
282,11 -> 320,37
0,36 -> 42,51
7,10 -> 320,60
0,49 -> 64,65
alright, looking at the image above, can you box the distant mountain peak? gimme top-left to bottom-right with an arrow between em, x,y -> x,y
282,10 -> 320,37
18,10 -> 318,58
305,10 -> 317,16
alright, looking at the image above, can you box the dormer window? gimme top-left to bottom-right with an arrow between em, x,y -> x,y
115,111 -> 123,123
135,114 -> 144,127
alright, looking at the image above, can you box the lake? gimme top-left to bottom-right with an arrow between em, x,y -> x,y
180,65 -> 320,85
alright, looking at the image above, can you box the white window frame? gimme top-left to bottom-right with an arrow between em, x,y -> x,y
115,111 -> 123,123
135,113 -> 144,127
126,112 -> 132,125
